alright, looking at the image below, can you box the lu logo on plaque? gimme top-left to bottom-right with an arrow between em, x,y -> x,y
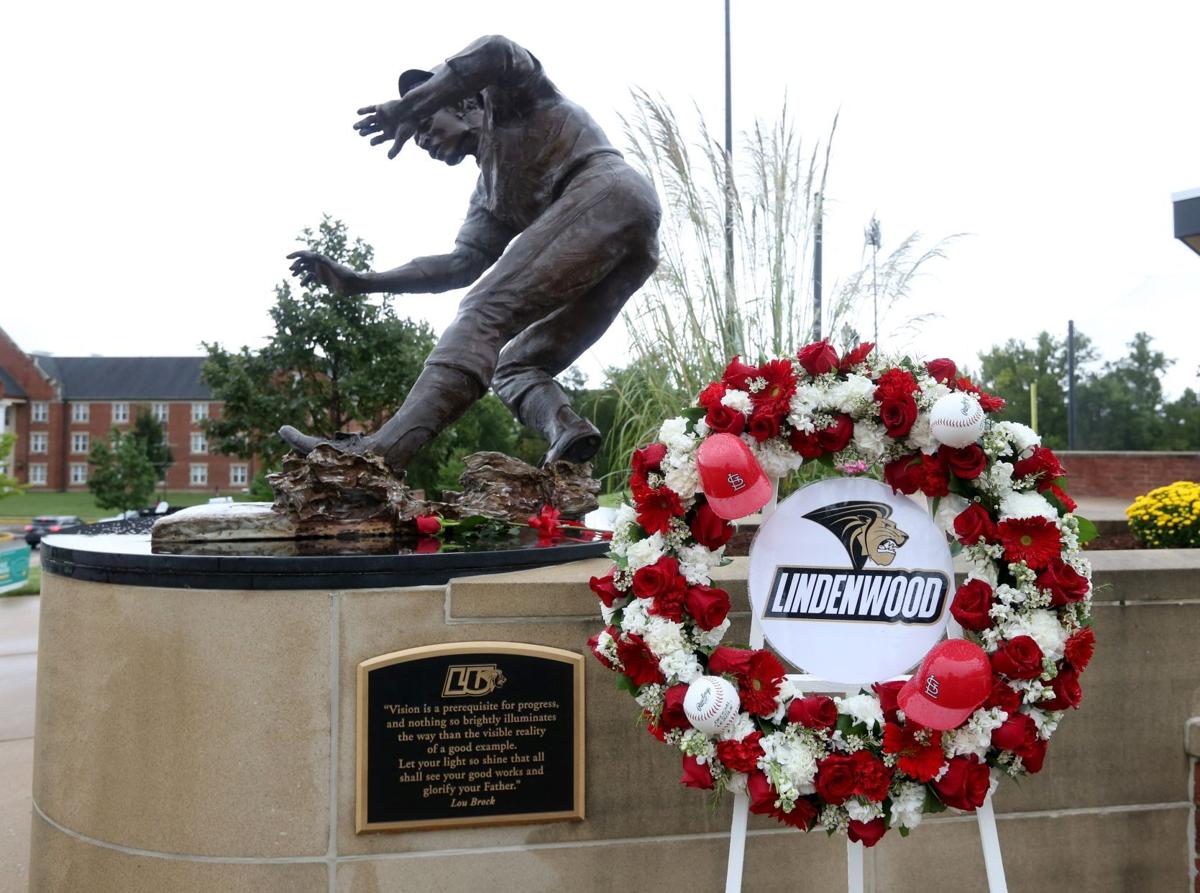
356,642 -> 585,833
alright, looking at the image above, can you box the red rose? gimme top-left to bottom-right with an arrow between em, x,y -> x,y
631,442 -> 667,480
872,680 -> 905,723
954,502 -> 999,546
707,646 -> 754,677
990,712 -> 1037,752
788,428 -> 825,459
660,684 -> 692,732
817,414 -> 854,453
615,634 -> 664,687
633,557 -> 688,622
1064,627 -> 1096,672
925,358 -> 957,383
415,514 -> 442,535
685,584 -> 731,631
848,818 -> 888,848
950,579 -> 995,631
797,339 -> 839,376
1019,737 -> 1048,773
716,731 -> 764,774
839,341 -> 875,372
635,485 -> 685,535
698,381 -> 727,409
814,754 -> 858,804
722,355 -> 760,389
1041,665 -> 1082,711
689,501 -> 734,550
990,636 -> 1045,680
884,455 -> 924,495
587,627 -> 618,670
851,749 -> 893,801
787,695 -> 838,731
939,444 -> 987,480
680,754 -> 714,790
878,393 -> 919,438
984,677 -> 1023,713
705,402 -> 746,436
932,755 -> 990,811
747,410 -> 781,442
415,536 -> 440,554
1013,446 -> 1065,490
1036,558 -> 1089,606
588,567 -> 625,608
747,771 -> 818,829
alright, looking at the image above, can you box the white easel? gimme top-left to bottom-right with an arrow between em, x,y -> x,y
722,480 -> 1008,893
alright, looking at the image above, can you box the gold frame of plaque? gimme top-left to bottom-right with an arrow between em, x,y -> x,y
356,641 -> 586,833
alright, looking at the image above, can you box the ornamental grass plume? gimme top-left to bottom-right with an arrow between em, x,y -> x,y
1125,481 -> 1200,548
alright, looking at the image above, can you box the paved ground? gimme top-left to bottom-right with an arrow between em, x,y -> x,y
0,593 -> 36,892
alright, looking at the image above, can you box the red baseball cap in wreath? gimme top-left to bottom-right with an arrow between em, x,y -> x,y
898,638 -> 993,730
695,433 -> 773,520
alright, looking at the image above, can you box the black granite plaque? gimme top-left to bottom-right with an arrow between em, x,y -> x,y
356,642 -> 585,832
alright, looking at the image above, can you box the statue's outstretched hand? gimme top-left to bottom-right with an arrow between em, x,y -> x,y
286,251 -> 362,296
354,101 -> 418,159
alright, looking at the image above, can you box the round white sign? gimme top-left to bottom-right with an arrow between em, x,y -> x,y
747,478 -> 954,685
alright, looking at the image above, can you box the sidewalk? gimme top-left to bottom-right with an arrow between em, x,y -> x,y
0,592 -> 37,892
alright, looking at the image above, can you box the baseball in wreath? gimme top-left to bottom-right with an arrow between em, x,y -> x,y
587,341 -> 1096,847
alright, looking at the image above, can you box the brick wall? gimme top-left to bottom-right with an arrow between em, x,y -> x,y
1059,451 -> 1200,499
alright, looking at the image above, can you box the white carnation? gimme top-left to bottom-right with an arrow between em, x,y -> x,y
999,490 -> 1057,521
853,420 -> 889,461
644,617 -> 686,656
620,598 -> 653,636
664,463 -> 700,501
835,694 -> 884,731
905,414 -> 937,455
752,438 -> 805,477
993,421 -> 1040,456
677,543 -> 723,585
1002,609 -> 1067,661
625,533 -> 665,571
889,782 -> 927,830
943,707 -> 1006,759
760,729 -> 819,796
720,712 -> 758,742
845,799 -> 884,823
824,374 -> 876,414
659,649 -> 703,684
696,617 -> 731,649
720,389 -> 753,414
658,417 -> 692,450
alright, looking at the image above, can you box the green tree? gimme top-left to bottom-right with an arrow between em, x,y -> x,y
0,434 -> 23,501
88,430 -> 158,514
130,408 -> 173,488
202,217 -> 438,483
1076,332 -> 1173,450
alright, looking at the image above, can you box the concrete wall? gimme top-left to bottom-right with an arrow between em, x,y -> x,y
28,550 -> 1200,892
1061,450 -> 1200,499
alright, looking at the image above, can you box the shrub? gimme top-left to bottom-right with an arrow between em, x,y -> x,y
1126,481 -> 1200,548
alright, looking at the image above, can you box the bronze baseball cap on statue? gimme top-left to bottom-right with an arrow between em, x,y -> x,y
398,69 -> 434,96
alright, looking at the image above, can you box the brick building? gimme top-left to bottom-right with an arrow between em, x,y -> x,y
0,327 -> 255,493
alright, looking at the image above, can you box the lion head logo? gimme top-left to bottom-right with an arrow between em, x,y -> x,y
802,501 -> 909,570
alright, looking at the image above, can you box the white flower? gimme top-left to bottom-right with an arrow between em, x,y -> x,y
720,389 -> 753,414
993,421 -> 1040,456
760,728 -> 819,796
825,374 -> 876,414
752,438 -> 805,477
905,414 -> 937,455
592,629 -> 619,666
835,694 -> 884,731
1002,609 -> 1067,661
678,543 -> 723,585
889,782 -> 926,830
658,417 -> 692,450
620,598 -> 653,636
720,712 -> 758,742
853,420 -> 889,461
625,533 -> 665,571
999,491 -> 1057,521
934,494 -> 969,535
644,617 -> 687,657
696,617 -> 731,649
943,707 -> 1006,759
659,649 -> 703,684
636,683 -> 665,711
845,799 -> 884,823
664,463 -> 700,501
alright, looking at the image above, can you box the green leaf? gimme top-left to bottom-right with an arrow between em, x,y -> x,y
922,785 -> 947,814
1076,516 -> 1099,544
616,675 -> 639,696
898,825 -> 910,837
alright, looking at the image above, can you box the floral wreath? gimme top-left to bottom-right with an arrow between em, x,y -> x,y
587,341 -> 1096,847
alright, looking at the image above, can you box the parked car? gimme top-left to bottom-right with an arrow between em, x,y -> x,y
24,515 -> 85,547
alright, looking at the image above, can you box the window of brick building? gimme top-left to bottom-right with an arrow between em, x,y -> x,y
30,433 -> 48,453
190,433 -> 208,454
153,403 -> 169,423
72,432 -> 89,454
230,464 -> 248,486
191,403 -> 208,422
32,402 -> 48,423
29,464 -> 47,486
190,464 -> 208,486
70,463 -> 88,485
71,403 -> 89,423
112,402 -> 129,424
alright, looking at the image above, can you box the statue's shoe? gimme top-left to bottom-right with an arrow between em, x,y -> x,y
279,426 -> 372,456
540,418 -> 601,466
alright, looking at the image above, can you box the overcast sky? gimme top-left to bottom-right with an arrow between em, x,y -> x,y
3,1 -> 1197,399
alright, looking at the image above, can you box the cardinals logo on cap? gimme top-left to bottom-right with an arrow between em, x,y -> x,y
802,501 -> 910,570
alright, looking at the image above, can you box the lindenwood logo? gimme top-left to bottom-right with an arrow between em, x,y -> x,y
441,664 -> 507,697
763,500 -> 948,625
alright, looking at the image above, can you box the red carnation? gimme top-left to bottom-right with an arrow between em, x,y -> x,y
690,501 -> 735,550
851,749 -> 893,801
1036,558 -> 1089,606
872,680 -> 906,724
681,754 -> 715,790
882,721 -> 946,782
747,410 -> 781,442
954,377 -> 1006,413
1041,665 -> 1082,711
939,444 -> 988,480
818,414 -> 855,453
925,357 -> 957,383
752,359 -> 797,416
685,584 -> 731,631
698,381 -> 727,409
797,339 -> 839,376
1064,627 -> 1096,672
848,818 -> 887,847
990,636 -> 1045,680
635,485 -> 685,535
954,502 -> 999,546
716,731 -> 764,774
747,771 -> 817,830
1013,446 -> 1065,490
615,634 -> 665,687
814,754 -> 858,804
990,712 -> 1037,753
588,566 -> 625,608
997,516 -> 1062,569
984,677 -> 1023,714
705,402 -> 746,436
932,755 -> 990,811
950,579 -> 995,631
788,695 -> 838,731
918,453 -> 950,498
722,355 -> 760,389
839,341 -> 875,372
738,650 -> 787,717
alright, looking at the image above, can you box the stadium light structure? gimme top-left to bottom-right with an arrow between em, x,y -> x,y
1174,188 -> 1200,257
